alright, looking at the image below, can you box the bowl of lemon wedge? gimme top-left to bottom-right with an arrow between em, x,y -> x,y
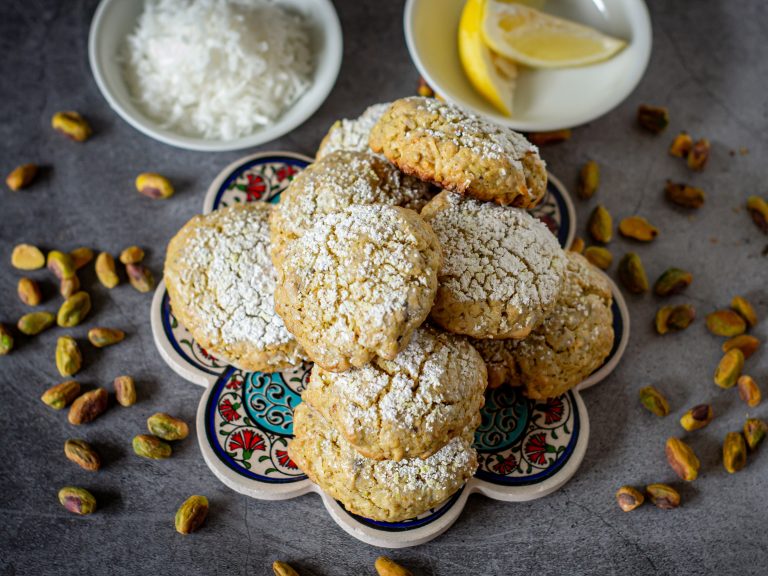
404,0 -> 651,130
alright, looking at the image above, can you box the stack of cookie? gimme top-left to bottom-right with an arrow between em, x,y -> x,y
163,96 -> 615,522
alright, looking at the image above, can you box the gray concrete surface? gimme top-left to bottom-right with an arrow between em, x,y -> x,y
1,1 -> 767,574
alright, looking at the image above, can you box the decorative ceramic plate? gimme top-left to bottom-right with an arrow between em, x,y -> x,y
150,151 -> 629,548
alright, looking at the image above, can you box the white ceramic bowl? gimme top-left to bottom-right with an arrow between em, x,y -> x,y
404,0 -> 652,131
89,0 -> 343,151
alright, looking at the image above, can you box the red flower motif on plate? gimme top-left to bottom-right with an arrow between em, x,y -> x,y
525,432 -> 554,466
275,165 -> 297,182
245,174 -> 267,201
226,376 -> 243,390
229,429 -> 266,460
492,454 -> 518,475
220,398 -> 240,422
275,449 -> 298,470
539,396 -> 565,425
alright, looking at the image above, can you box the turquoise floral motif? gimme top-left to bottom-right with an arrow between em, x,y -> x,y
244,371 -> 305,436
212,365 -> 311,480
474,387 -> 530,452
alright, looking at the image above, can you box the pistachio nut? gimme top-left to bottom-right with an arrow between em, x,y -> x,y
577,160 -> 600,199
730,296 -> 757,327
722,432 -> 747,474
639,386 -> 669,417
70,247 -> 94,270
88,327 -> 125,348
273,561 -> 300,576
64,439 -> 101,471
668,132 -> 693,158
51,111 -> 91,142
46,250 -> 75,280
11,243 -> 45,270
417,76 -> 434,98
6,163 -> 38,191
615,486 -> 644,512
646,483 -> 680,509
135,172 -> 174,199
687,138 -> 710,171
583,246 -> 612,270
618,252 -> 649,294
132,434 -> 172,459
113,375 -> 137,407
706,310 -> 746,337
57,291 -> 91,327
0,324 -> 13,355
569,236 -> 585,254
588,204 -> 613,243
119,246 -> 145,265
637,104 -> 669,133
737,375 -> 761,408
619,216 -> 659,242
41,380 -> 80,410
175,495 -> 209,535
527,129 -> 572,146
17,277 -> 42,306
743,418 -> 767,451
95,252 -> 119,288
56,336 -> 82,377
147,412 -> 189,441
667,304 -> 696,331
125,263 -> 154,293
655,307 -> 673,335
58,486 -> 96,515
375,556 -> 413,576
679,404 -> 713,432
17,311 -> 55,335
714,349 -> 745,389
664,181 -> 705,209
653,268 -> 692,297
722,334 -> 760,359
60,274 -> 80,299
746,195 -> 768,234
665,437 -> 700,482
68,388 -> 108,425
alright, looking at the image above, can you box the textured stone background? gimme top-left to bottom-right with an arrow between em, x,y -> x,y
1,1 -> 767,574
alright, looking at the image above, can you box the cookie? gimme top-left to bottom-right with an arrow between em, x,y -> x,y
289,403 -> 477,522
164,202 -> 305,372
269,150 -> 433,264
369,97 -> 547,207
303,327 -> 487,461
472,252 -> 614,399
421,191 -> 566,339
274,204 -> 442,372
316,102 -> 390,158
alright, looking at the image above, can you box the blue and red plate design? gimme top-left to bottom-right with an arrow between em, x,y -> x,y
150,152 -> 629,547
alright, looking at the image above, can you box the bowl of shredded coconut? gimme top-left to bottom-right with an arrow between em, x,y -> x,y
89,0 -> 342,151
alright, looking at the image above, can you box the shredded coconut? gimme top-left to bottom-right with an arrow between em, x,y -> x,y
123,0 -> 313,140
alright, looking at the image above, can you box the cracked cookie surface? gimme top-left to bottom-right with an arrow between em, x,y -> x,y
269,150 -> 433,264
164,202 -> 306,372
303,327 -> 487,461
421,191 -> 566,339
289,403 -> 477,522
275,204 -> 442,372
316,102 -> 390,159
368,97 -> 547,207
472,252 -> 614,399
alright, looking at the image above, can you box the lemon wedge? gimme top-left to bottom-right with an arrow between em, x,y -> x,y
481,1 -> 626,68
458,0 -> 518,116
